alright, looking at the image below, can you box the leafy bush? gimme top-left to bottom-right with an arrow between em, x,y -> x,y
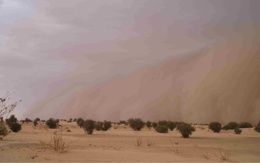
83,119 -> 95,134
176,123 -> 195,138
77,118 -> 84,128
222,122 -> 238,130
167,121 -> 176,131
255,122 -> 260,132
46,118 -> 58,129
209,122 -> 222,133
158,120 -> 168,126
6,115 -> 22,132
234,127 -> 242,134
152,122 -> 158,128
119,120 -> 127,125
128,118 -> 144,131
155,125 -> 168,133
95,121 -> 103,131
103,121 -> 112,131
238,122 -> 253,128
33,118 -> 40,126
146,121 -> 152,129
24,118 -> 32,123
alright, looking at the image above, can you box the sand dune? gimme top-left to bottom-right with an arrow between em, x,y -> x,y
26,33 -> 260,124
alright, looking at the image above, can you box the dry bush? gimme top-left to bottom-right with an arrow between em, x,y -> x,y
40,128 -> 69,153
146,139 -> 154,147
135,137 -> 142,147
218,148 -> 230,161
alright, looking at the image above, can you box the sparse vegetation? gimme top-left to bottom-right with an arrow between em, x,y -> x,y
152,122 -> 158,128
83,119 -> 95,134
255,122 -> 260,132
46,118 -> 59,129
209,122 -> 222,133
33,118 -> 40,126
222,122 -> 238,130
155,125 -> 168,133
167,121 -> 176,131
176,122 -> 195,138
128,118 -> 144,131
0,121 -> 8,138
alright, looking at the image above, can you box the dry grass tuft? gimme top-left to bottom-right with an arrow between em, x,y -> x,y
135,137 -> 142,147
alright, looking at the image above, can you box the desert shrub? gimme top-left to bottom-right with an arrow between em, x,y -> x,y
128,118 -> 144,131
234,127 -> 242,134
83,119 -> 95,134
46,118 -> 58,129
95,121 -> 103,131
155,125 -> 168,133
119,120 -> 127,125
238,122 -> 253,128
73,118 -> 77,122
24,118 -> 32,123
9,122 -> 21,132
152,122 -> 158,128
146,121 -> 152,129
68,118 -> 72,123
77,118 -> 84,128
255,122 -> 260,132
6,115 -> 22,132
222,122 -> 238,130
209,122 -> 222,133
167,121 -> 176,131
33,118 -> 40,126
0,122 -> 8,137
103,121 -> 112,131
158,120 -> 168,126
176,122 -> 195,138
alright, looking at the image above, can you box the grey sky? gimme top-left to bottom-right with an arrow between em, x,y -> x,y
0,0 -> 259,118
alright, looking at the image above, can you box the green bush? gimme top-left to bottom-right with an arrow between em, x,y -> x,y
46,118 -> 58,129
6,115 -> 22,132
146,121 -> 152,129
255,122 -> 260,132
209,122 -> 222,133
128,118 -> 144,131
77,118 -> 84,128
103,121 -> 112,131
152,122 -> 157,128
83,119 -> 95,134
33,118 -> 40,127
167,121 -> 176,131
9,122 -> 21,132
95,121 -> 103,131
238,122 -> 253,128
222,122 -> 238,130
158,120 -> 168,126
176,123 -> 195,138
155,125 -> 168,133
234,127 -> 242,134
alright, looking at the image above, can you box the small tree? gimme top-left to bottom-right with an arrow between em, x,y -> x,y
209,122 -> 222,133
176,123 -> 195,138
254,122 -> 260,132
77,118 -> 84,128
83,119 -> 95,134
128,118 -> 144,131
0,119 -> 8,138
155,125 -> 168,133
46,118 -> 58,129
33,118 -> 40,127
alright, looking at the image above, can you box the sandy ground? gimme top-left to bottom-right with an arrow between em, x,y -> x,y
0,121 -> 260,162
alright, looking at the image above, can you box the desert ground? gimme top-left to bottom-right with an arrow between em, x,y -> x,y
0,121 -> 260,162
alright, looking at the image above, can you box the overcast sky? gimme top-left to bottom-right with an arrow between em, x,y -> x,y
0,0 -> 259,118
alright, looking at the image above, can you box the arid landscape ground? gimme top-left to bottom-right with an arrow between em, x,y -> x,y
1,121 -> 260,162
